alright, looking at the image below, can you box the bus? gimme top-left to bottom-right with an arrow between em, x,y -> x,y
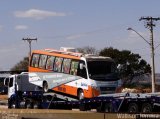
29,48 -> 120,100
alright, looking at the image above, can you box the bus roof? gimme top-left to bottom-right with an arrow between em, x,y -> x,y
32,49 -> 113,61
44,48 -> 83,57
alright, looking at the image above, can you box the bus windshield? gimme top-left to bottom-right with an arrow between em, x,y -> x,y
87,60 -> 119,81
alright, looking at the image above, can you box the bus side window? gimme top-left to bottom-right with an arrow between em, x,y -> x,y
62,58 -> 71,74
70,61 -> 79,76
54,57 -> 63,72
46,56 -> 55,70
31,54 -> 40,68
77,61 -> 87,79
39,55 -> 47,69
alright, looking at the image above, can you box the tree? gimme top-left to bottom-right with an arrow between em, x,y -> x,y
76,46 -> 98,55
10,57 -> 29,71
99,47 -> 151,85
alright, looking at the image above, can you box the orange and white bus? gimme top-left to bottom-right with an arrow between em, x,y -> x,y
29,48 -> 120,99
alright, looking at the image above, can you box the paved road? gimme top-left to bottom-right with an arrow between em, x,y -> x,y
0,109 -> 118,119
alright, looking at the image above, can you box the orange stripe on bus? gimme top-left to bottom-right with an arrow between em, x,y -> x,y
32,50 -> 81,60
29,67 -> 52,72
52,84 -> 100,98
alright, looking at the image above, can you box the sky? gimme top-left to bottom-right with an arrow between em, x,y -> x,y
1,0 -> 160,73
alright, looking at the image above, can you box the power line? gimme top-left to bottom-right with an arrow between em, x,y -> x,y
22,38 -> 37,56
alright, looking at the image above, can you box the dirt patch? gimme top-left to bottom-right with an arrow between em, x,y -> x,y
0,95 -> 7,100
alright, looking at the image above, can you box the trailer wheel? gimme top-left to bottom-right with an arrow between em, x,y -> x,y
104,102 -> 115,112
78,89 -> 84,100
19,101 -> 26,109
79,103 -> 86,111
128,103 -> 139,113
141,103 -> 152,113
97,102 -> 115,112
33,102 -> 40,109
43,82 -> 48,93
25,100 -> 32,109
8,100 -> 16,109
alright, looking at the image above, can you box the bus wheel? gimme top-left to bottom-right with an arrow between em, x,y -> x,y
141,103 -> 152,113
78,89 -> 84,100
128,103 -> 139,113
43,82 -> 48,93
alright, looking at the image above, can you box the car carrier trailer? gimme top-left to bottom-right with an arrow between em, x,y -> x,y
4,73 -> 160,113
7,91 -> 160,113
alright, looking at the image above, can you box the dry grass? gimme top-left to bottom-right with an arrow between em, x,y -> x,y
0,95 -> 7,100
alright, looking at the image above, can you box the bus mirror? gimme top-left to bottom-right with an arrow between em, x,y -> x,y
80,63 -> 84,70
4,78 -> 9,86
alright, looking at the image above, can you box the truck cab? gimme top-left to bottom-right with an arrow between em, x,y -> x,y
4,75 -> 16,98
4,73 -> 39,99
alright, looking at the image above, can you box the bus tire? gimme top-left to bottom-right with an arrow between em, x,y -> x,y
43,81 -> 48,93
141,103 -> 152,113
128,103 -> 139,113
78,89 -> 84,100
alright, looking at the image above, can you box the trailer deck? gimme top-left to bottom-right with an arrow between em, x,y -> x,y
8,91 -> 160,113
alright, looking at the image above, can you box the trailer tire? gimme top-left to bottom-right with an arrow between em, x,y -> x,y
79,103 -> 86,111
43,82 -> 48,93
141,103 -> 152,113
96,105 -> 102,112
97,102 -> 115,112
33,102 -> 40,109
78,89 -> 84,100
104,102 -> 115,112
128,103 -> 139,113
8,99 -> 16,109
25,100 -> 32,109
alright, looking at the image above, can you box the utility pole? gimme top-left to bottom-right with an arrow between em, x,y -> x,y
22,38 -> 37,56
139,16 -> 160,93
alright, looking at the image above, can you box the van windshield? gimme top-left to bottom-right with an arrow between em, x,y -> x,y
87,60 -> 119,81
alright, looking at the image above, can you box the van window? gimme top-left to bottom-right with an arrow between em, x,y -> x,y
54,57 -> 63,72
31,54 -> 40,67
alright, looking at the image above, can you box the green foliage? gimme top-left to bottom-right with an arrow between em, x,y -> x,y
10,57 -> 29,71
99,47 -> 151,85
